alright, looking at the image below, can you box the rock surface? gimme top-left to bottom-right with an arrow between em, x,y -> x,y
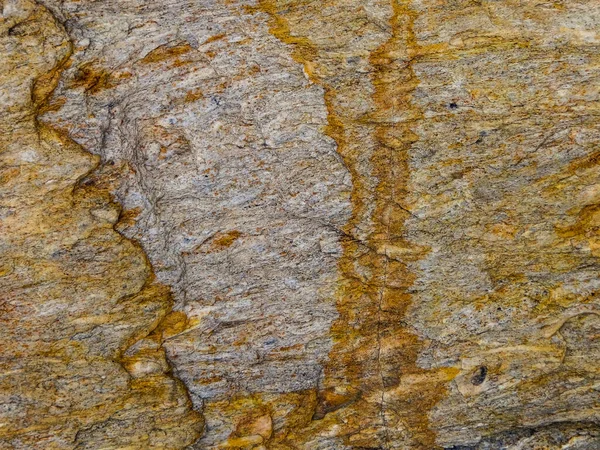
0,1 -> 202,448
2,0 -> 600,448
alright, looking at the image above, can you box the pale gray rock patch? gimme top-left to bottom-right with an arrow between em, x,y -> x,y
40,0 -> 351,410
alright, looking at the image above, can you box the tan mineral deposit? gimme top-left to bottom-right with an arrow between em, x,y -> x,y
1,0 -> 600,449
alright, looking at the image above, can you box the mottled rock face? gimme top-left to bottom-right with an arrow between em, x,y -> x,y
0,1 -> 202,448
2,0 -> 600,448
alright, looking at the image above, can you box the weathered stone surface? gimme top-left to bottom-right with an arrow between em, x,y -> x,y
2,0 -> 600,448
0,1 -> 201,448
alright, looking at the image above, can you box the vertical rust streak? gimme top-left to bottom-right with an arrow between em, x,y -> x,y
370,3 -> 408,446
367,1 -> 440,447
258,0 -> 456,447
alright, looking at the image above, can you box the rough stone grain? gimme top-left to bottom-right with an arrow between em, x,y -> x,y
2,0 -> 600,449
0,1 -> 202,448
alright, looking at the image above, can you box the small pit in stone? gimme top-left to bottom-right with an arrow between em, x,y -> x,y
471,366 -> 487,386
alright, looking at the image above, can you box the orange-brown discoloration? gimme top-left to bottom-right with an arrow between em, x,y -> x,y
204,33 -> 227,44
257,0 -> 456,447
33,52 -> 72,108
202,391 -> 318,449
185,88 -> 205,102
141,42 -> 194,64
70,62 -> 117,94
2,3 -> 204,443
212,230 -> 243,249
116,206 -> 142,229
155,310 -> 191,339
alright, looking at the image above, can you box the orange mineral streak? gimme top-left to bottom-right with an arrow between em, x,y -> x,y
258,0 -> 457,447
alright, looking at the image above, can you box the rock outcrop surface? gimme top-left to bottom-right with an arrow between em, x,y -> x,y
0,1 -> 202,448
2,0 -> 600,449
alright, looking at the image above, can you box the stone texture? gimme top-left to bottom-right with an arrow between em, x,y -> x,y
2,0 -> 600,449
0,1 -> 202,448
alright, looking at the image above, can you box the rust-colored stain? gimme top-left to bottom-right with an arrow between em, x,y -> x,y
37,96 -> 66,115
116,206 -> 142,230
212,230 -> 242,248
33,50 -> 72,108
204,33 -> 227,44
155,310 -> 191,339
257,0 -> 456,447
184,88 -> 205,103
70,62 -> 117,94
140,42 -> 194,64
6,3 -> 205,442
188,230 -> 244,255
204,391 -> 319,448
